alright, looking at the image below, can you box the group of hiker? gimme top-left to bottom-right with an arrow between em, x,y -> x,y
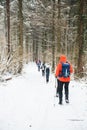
36,54 -> 73,105
36,60 -> 50,83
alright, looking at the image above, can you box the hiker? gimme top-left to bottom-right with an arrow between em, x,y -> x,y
41,63 -> 46,76
55,55 -> 73,105
46,64 -> 50,83
37,60 -> 41,71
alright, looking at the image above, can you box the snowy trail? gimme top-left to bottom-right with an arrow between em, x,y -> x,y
0,62 -> 87,130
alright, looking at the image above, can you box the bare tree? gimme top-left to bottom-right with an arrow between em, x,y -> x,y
51,0 -> 56,71
6,0 -> 10,54
76,0 -> 85,77
17,0 -> 23,73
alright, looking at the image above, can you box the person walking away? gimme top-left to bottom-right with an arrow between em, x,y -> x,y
55,55 -> 73,105
46,65 -> 50,83
41,63 -> 46,76
37,60 -> 41,71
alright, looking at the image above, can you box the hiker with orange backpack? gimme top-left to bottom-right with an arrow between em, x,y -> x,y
55,55 -> 73,105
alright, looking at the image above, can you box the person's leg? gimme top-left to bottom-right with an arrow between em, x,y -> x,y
64,82 -> 69,103
46,74 -> 48,82
42,70 -> 44,76
38,66 -> 40,71
58,81 -> 63,104
43,70 -> 45,76
47,74 -> 49,82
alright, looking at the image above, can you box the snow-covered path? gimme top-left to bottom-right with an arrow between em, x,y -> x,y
0,62 -> 87,130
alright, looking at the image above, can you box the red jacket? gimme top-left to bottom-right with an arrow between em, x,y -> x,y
55,55 -> 73,82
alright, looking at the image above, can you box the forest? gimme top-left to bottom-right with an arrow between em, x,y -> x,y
0,0 -> 87,79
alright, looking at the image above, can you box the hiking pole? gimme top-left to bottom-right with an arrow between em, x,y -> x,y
55,77 -> 57,88
54,77 -> 58,107
54,78 -> 57,107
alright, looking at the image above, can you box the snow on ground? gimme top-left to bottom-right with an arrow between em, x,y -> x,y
0,62 -> 87,130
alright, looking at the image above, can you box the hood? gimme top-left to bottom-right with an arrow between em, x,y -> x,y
59,55 -> 67,63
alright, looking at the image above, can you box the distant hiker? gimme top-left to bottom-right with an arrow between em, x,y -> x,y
37,60 -> 41,71
46,64 -> 50,83
55,55 -> 73,105
39,60 -> 41,65
41,63 -> 46,76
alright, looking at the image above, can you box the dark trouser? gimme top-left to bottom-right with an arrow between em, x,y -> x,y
38,66 -> 40,71
46,74 -> 49,82
42,70 -> 45,76
58,81 -> 69,103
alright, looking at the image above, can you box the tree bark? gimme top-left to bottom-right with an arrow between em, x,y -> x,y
52,0 -> 55,71
77,0 -> 84,77
18,0 -> 23,73
6,0 -> 10,54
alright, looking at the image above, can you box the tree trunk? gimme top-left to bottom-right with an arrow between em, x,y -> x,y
6,0 -> 10,54
77,0 -> 84,77
56,0 -> 61,64
52,0 -> 55,71
17,0 -> 23,73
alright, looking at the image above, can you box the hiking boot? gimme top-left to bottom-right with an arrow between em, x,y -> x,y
59,101 -> 62,105
65,99 -> 69,103
56,93 -> 59,97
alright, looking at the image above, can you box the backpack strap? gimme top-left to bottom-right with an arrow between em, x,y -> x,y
58,62 -> 63,77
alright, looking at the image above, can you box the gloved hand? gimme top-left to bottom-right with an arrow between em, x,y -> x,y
55,75 -> 57,78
